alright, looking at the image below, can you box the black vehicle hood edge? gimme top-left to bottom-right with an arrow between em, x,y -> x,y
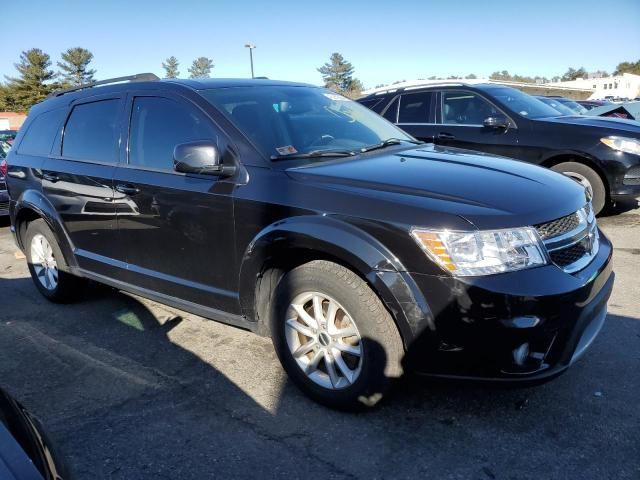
285,144 -> 588,230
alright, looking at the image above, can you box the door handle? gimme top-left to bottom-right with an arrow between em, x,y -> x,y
42,172 -> 59,182
115,184 -> 140,195
437,132 -> 455,140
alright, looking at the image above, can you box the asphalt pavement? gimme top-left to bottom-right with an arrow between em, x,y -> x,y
0,201 -> 638,479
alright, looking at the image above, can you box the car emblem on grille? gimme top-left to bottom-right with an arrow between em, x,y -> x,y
585,230 -> 594,251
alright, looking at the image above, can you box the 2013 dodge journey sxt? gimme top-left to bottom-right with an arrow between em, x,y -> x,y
4,74 -> 614,410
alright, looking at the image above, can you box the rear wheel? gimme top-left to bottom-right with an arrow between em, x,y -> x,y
551,162 -> 607,214
271,260 -> 404,410
24,219 -> 84,302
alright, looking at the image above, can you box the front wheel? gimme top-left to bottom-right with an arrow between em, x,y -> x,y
551,162 -> 607,214
270,260 -> 404,410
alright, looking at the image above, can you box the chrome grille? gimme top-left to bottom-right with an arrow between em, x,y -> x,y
0,201 -> 8,212
535,212 -> 580,240
550,241 -> 590,267
535,204 -> 598,273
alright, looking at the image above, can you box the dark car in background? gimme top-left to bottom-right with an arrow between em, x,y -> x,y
359,83 -> 640,213
0,386 -> 69,479
578,99 -> 612,111
6,75 -> 613,410
536,96 -> 576,116
544,96 -> 589,115
0,130 -> 18,145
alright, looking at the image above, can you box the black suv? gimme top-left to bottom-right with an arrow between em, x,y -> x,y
358,83 -> 640,213
6,75 -> 614,410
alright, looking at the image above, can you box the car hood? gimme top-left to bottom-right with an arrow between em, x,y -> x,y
286,144 -> 588,230
537,114 -> 640,134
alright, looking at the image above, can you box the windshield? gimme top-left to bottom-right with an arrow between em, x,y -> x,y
486,87 -> 563,119
535,97 -> 575,116
201,86 -> 413,158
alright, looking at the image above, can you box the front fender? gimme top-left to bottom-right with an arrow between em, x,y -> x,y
13,189 -> 77,269
238,215 -> 434,346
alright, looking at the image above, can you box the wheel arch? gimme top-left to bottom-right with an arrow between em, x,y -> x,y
13,189 -> 77,270
540,152 -> 610,197
238,215 -> 435,348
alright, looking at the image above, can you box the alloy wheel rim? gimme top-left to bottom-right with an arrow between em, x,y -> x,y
285,292 -> 363,390
30,234 -> 58,291
563,171 -> 593,198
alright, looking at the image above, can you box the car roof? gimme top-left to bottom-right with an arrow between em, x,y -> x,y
358,82 -> 500,100
165,78 -> 315,89
29,76 -> 317,116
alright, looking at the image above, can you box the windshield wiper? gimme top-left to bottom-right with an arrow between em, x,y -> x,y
270,149 -> 356,161
359,138 -> 424,153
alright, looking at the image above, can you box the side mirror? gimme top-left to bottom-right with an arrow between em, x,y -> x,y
173,141 -> 234,176
483,115 -> 509,129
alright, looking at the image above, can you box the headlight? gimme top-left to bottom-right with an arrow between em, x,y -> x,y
600,136 -> 640,155
410,227 -> 546,276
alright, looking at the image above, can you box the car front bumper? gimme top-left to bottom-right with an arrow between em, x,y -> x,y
603,151 -> 640,201
402,229 -> 614,382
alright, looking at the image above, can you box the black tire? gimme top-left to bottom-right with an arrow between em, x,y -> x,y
551,162 -> 607,214
24,219 -> 84,303
270,260 -> 404,411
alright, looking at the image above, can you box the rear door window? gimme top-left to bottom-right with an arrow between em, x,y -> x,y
62,99 -> 121,163
128,96 -> 220,171
398,92 -> 434,123
18,108 -> 67,156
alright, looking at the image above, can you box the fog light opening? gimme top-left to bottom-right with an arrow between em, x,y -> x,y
513,343 -> 530,366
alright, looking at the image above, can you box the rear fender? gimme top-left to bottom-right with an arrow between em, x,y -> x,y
13,189 -> 77,270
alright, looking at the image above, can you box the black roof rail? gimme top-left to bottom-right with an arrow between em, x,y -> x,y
47,73 -> 160,99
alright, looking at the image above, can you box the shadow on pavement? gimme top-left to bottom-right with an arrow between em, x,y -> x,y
1,240 -> 639,478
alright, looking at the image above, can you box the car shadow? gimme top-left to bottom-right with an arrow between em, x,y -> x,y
1,248 -> 639,478
600,197 -> 639,217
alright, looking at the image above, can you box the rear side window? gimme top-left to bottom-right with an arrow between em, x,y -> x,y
398,92 -> 433,123
18,108 -> 67,156
129,97 -> 219,171
62,99 -> 121,163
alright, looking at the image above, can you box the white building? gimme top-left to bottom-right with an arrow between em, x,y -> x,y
545,73 -> 640,100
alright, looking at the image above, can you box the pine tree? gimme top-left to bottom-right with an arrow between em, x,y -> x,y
188,57 -> 214,79
57,47 -> 96,86
317,53 -> 364,98
5,48 -> 57,110
162,56 -> 180,78
318,53 -> 355,91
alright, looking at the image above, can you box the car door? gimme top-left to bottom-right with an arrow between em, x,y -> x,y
42,94 -> 124,277
435,89 -> 522,158
394,91 -> 438,142
113,92 -> 237,312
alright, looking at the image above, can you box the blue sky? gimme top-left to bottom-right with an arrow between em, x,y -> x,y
3,0 -> 639,88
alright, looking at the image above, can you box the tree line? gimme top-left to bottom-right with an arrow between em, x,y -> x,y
3,46 -> 638,113
373,60 -> 640,90
0,47 -> 95,111
0,48 -> 218,112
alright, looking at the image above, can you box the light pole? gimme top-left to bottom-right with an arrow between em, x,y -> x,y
244,44 -> 256,79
